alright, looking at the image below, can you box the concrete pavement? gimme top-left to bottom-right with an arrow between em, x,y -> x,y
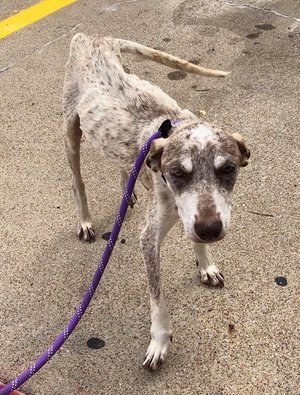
0,0 -> 299,394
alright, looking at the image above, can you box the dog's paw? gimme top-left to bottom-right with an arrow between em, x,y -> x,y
143,333 -> 172,371
78,221 -> 95,242
198,263 -> 224,287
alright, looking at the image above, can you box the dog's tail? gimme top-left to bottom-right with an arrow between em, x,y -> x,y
114,39 -> 230,78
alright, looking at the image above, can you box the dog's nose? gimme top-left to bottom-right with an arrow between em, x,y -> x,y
194,219 -> 222,242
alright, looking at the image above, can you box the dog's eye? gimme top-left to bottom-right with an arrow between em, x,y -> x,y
170,168 -> 184,177
221,164 -> 237,174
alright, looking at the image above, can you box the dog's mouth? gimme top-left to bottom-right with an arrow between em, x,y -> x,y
189,235 -> 225,244
187,229 -> 225,244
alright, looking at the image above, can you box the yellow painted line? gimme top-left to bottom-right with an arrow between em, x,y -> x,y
0,0 -> 77,39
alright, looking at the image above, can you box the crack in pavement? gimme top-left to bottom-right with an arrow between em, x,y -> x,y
0,23 -> 81,75
223,1 -> 300,23
105,0 -> 138,12
38,22 -> 82,51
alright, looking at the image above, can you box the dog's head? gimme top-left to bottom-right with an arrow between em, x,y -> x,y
146,121 -> 250,243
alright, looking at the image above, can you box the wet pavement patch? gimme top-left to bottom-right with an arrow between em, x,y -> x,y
275,276 -> 287,286
255,24 -> 275,31
87,338 -> 105,349
167,70 -> 187,80
228,323 -> 235,333
101,232 -> 111,241
246,32 -> 262,39
188,58 -> 200,65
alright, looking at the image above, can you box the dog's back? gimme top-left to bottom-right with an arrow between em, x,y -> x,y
62,33 -> 230,170
63,34 -> 183,138
63,34 -> 123,114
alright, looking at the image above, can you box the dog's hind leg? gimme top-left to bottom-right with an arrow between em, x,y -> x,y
120,169 -> 137,208
140,190 -> 178,370
64,115 -> 95,242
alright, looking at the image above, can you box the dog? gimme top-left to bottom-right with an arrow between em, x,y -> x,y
63,33 -> 250,370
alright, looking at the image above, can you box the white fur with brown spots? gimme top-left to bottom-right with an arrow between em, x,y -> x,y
63,33 -> 250,370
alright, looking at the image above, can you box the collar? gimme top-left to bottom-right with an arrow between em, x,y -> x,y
158,119 -> 182,183
158,119 -> 181,138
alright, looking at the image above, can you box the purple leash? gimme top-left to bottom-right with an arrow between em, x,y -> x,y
1,120 -> 175,395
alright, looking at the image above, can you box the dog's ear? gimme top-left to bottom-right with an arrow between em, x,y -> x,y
146,138 -> 167,172
232,133 -> 251,167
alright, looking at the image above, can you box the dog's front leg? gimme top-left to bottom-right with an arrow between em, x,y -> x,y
193,243 -> 224,287
140,193 -> 178,370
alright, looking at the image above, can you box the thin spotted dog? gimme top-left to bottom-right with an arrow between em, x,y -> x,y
63,33 -> 250,370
